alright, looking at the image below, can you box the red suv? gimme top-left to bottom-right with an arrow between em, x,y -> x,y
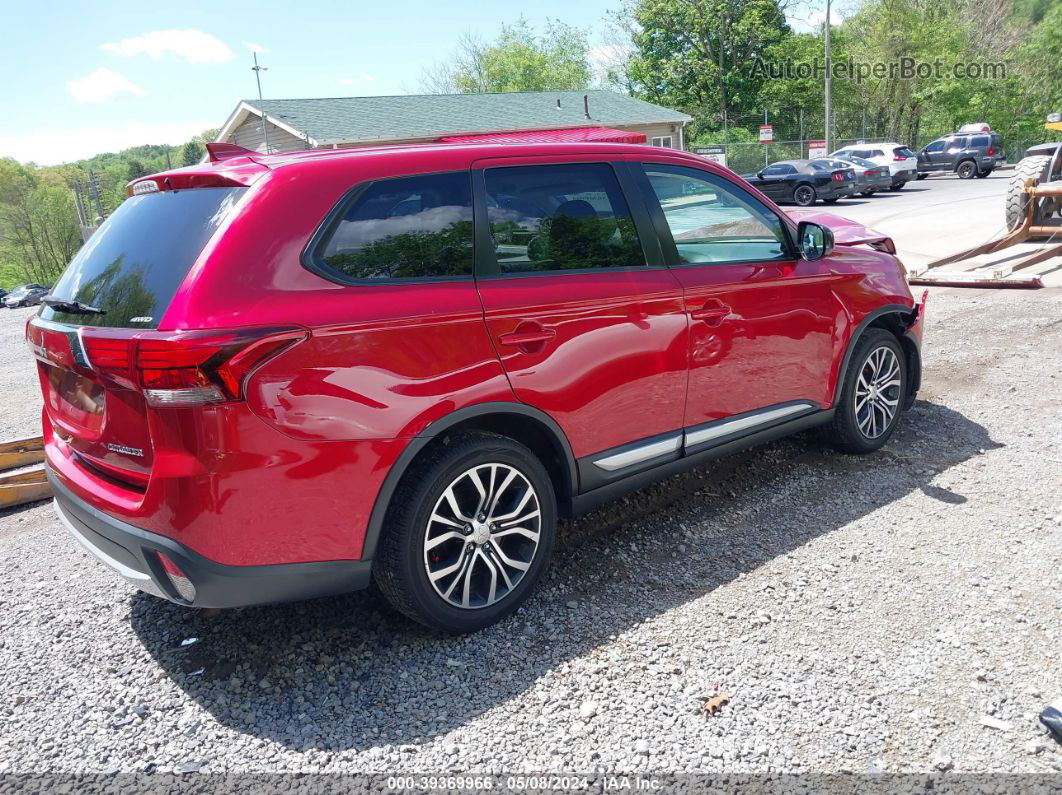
28,142 -> 925,633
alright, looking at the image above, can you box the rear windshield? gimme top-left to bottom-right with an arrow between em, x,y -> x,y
40,187 -> 245,328
894,147 -> 915,157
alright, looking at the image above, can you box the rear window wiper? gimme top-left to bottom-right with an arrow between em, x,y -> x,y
41,296 -> 106,315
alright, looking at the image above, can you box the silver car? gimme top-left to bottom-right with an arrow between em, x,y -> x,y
814,157 -> 892,197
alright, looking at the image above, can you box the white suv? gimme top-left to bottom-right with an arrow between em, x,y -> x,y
829,143 -> 918,190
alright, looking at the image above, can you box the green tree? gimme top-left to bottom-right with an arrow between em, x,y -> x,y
422,18 -> 591,93
126,158 -> 149,181
180,141 -> 205,167
620,0 -> 790,130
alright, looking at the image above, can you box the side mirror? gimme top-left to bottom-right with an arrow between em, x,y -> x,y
797,221 -> 834,261
756,170 -> 765,179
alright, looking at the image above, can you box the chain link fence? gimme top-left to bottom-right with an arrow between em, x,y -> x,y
689,111 -> 1040,175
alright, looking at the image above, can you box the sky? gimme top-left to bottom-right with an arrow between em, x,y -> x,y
0,0 -> 831,165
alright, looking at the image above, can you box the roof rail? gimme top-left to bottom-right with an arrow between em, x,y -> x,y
205,142 -> 258,163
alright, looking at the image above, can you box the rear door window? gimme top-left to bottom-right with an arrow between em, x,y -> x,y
482,163 -> 645,274
971,135 -> 990,148
313,172 -> 474,281
41,187 -> 245,328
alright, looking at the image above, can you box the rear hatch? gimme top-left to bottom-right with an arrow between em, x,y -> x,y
28,185 -> 247,489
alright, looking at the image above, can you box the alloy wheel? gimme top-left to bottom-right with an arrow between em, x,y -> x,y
794,185 -> 815,206
423,463 -> 541,610
854,346 -> 902,439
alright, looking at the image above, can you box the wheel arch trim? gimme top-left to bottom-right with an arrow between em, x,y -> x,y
360,402 -> 578,561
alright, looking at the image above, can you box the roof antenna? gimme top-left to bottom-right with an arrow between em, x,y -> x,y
251,50 -> 270,154
583,94 -> 591,119
556,98 -> 561,110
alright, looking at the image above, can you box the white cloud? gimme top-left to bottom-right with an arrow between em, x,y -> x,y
0,120 -> 216,165
102,29 -> 234,64
244,41 -> 269,53
67,68 -> 146,104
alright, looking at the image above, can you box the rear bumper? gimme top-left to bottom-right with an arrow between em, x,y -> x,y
49,469 -> 372,608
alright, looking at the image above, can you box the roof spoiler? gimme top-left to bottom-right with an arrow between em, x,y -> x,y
205,142 -> 258,163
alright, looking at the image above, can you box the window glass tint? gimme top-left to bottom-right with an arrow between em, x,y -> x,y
484,163 -> 644,273
894,147 -> 915,157
924,141 -> 945,153
318,172 -> 473,280
948,138 -> 968,149
644,165 -> 788,265
41,187 -> 245,329
849,156 -> 877,168
971,135 -> 990,148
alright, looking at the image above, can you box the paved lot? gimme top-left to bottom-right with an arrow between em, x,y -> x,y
0,180 -> 1060,778
822,171 -> 1062,286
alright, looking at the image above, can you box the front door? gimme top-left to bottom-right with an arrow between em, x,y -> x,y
636,162 -> 839,444
473,158 -> 689,481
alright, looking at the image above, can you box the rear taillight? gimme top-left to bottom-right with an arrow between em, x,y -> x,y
893,154 -> 906,161
988,146 -> 994,156
82,326 -> 306,407
831,172 -> 845,181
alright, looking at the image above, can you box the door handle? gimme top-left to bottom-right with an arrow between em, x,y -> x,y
690,303 -> 731,326
498,324 -> 556,350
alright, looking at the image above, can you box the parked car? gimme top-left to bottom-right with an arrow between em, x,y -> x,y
811,157 -> 891,197
916,131 -> 1004,179
742,159 -> 856,206
4,284 -> 49,308
31,141 -> 925,633
829,143 -> 918,190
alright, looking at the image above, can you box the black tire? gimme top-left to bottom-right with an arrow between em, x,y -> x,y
861,190 -> 875,197
916,173 -> 928,180
889,181 -> 905,191
1005,155 -> 1053,230
820,329 -> 907,455
793,183 -> 816,206
822,197 -> 839,204
975,169 -> 991,179
374,430 -> 557,633
956,160 -> 976,179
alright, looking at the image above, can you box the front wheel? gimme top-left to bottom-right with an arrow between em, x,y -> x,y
374,431 -> 557,633
820,329 -> 907,454
793,184 -> 817,206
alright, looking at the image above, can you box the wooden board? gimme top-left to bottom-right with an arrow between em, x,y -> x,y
0,464 -> 52,510
0,436 -> 45,473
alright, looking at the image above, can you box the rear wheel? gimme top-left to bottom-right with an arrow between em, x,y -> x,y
793,184 -> 817,206
956,160 -> 977,179
916,173 -> 928,180
861,190 -> 875,197
374,431 -> 556,633
821,329 -> 906,454
1005,155 -> 1055,230
975,169 -> 991,179
889,181 -> 906,191
822,197 -> 839,204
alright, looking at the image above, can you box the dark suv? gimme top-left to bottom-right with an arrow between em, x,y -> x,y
917,132 -> 1004,179
30,141 -> 925,633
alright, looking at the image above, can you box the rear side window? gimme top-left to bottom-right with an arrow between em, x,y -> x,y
41,187 -> 245,329
894,147 -> 915,157
483,163 -> 644,274
971,135 -> 990,148
315,172 -> 474,281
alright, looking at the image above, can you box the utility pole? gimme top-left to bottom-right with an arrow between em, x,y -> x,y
824,0 -> 832,153
252,51 -> 270,154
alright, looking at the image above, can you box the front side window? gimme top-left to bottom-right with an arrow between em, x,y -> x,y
316,172 -> 473,280
484,163 -> 645,274
924,141 -> 945,153
643,164 -> 788,265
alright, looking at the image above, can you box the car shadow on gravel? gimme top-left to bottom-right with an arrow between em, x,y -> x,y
129,399 -> 999,752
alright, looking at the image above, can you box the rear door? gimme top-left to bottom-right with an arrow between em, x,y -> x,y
634,162 -> 837,441
472,157 -> 689,482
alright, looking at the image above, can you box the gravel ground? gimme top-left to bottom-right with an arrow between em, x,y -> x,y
0,289 -> 1060,780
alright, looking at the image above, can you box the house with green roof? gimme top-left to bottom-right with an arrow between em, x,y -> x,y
215,90 -> 692,153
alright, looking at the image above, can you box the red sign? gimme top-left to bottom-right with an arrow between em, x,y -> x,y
759,125 -> 774,143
